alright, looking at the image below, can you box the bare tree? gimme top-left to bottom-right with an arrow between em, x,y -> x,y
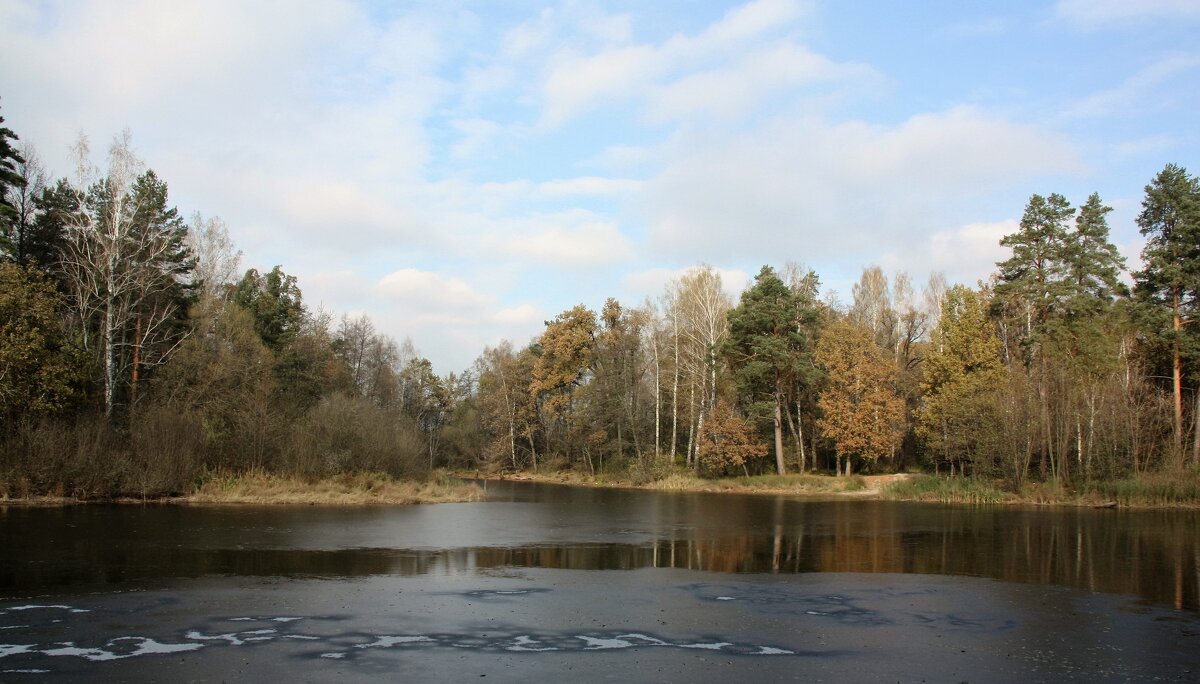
187,212 -> 241,300
60,130 -> 193,417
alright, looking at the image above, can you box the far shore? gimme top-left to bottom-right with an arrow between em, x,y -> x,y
471,469 -> 1200,509
0,471 -> 484,506
5,468 -> 1197,509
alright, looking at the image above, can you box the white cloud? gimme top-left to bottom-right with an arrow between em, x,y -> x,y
493,304 -> 544,324
647,43 -> 879,123
495,219 -> 634,266
535,0 -> 827,127
376,269 -> 493,312
927,220 -> 1016,286
644,106 -> 1080,264
1054,0 -> 1200,28
1063,54 -> 1200,119
622,266 -> 750,303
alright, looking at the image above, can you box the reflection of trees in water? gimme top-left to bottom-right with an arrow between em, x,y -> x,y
1,501 -> 1197,611
466,508 -> 1200,611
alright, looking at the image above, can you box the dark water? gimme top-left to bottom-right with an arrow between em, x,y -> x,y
3,481 -> 1198,610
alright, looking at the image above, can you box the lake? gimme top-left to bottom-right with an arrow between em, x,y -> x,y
1,481 -> 1197,681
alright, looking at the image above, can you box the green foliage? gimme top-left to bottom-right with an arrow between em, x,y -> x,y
918,285 -> 1005,474
725,265 -> 819,474
0,262 -> 79,424
883,475 -> 1009,504
0,102 -> 24,231
1082,472 -> 1200,507
233,265 -> 305,351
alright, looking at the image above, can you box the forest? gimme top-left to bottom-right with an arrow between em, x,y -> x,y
2,106 -> 1200,501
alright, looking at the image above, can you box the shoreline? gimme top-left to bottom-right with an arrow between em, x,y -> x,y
4,469 -> 1197,510
473,470 -> 1200,509
0,472 -> 484,506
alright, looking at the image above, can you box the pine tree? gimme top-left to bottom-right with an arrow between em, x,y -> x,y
1133,164 -> 1200,457
725,266 -> 813,475
0,102 -> 25,234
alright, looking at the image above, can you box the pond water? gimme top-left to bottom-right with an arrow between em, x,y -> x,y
1,481 -> 1197,681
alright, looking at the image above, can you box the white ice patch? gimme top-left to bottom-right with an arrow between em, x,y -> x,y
356,636 -> 433,649
320,652 -> 345,659
506,636 -> 557,652
185,629 -> 276,646
2,605 -> 89,615
0,644 -> 35,658
41,637 -> 202,661
716,596 -> 737,601
281,635 -> 320,641
0,626 -> 30,630
679,641 -> 733,650
3,669 -> 50,674
578,636 -> 633,650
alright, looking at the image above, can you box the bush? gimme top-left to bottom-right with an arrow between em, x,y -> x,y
883,474 -> 1008,504
1082,471 -> 1200,507
127,406 -> 205,497
285,393 -> 426,478
1,415 -> 125,498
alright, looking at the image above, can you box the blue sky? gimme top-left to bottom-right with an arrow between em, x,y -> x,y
2,0 -> 1198,372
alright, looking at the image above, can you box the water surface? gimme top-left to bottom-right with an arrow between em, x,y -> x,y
1,481 -> 1197,681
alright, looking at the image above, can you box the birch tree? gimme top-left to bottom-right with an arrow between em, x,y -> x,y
60,131 -> 195,417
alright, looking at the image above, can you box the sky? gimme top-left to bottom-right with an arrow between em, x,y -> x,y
2,0 -> 1198,373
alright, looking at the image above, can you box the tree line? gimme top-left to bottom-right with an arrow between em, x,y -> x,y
2,103 -> 1199,496
464,168 -> 1200,486
0,110 -> 460,497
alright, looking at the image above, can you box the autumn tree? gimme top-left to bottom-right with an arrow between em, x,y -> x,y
918,285 -> 1005,477
815,319 -> 905,475
695,400 -> 768,478
530,305 -> 597,464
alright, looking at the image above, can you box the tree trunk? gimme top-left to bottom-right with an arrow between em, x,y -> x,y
796,397 -> 806,473
130,314 -> 142,408
773,389 -> 786,476
104,279 -> 118,419
671,311 -> 680,462
652,330 -> 661,461
1174,288 -> 1183,456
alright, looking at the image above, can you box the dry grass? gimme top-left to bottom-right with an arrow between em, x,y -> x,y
185,470 -> 483,505
477,468 -> 907,498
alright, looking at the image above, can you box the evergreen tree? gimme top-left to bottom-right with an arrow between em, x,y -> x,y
0,102 -> 24,234
1066,193 -> 1126,311
725,266 -> 815,475
233,265 -> 305,352
1133,164 -> 1200,456
996,193 -> 1075,333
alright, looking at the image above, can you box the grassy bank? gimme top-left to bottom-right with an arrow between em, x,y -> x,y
480,468 -> 908,497
0,470 -> 483,506
482,467 -> 1200,509
882,471 -> 1200,508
